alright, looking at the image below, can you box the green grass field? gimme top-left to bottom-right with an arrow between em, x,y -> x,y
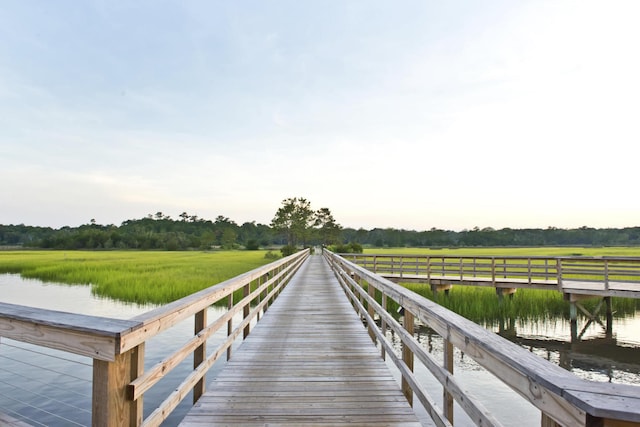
0,250 -> 275,305
2,248 -> 639,319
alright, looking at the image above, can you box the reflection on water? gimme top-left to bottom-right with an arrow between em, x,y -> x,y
382,302 -> 639,426
0,274 -> 235,426
491,315 -> 640,384
387,303 -> 640,386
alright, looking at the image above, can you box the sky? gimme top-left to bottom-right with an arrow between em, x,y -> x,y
1,1 -> 639,232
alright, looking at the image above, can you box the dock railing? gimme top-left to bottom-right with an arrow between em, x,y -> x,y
0,249 -> 309,427
342,253 -> 640,295
324,249 -> 640,427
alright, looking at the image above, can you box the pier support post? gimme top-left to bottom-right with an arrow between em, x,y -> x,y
496,287 -> 516,302
430,284 -> 453,296
605,297 -> 613,338
570,301 -> 578,342
568,294 -> 610,343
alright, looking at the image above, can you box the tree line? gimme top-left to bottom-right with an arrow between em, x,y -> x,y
1,201 -> 639,250
341,225 -> 640,248
0,198 -> 342,251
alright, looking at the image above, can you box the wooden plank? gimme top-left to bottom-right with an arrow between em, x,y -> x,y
179,254 -> 420,426
0,302 -> 140,361
563,389 -> 640,423
0,302 -> 140,335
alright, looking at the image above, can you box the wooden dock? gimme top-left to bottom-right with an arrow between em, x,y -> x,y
343,254 -> 640,302
3,249 -> 639,426
179,254 -> 421,426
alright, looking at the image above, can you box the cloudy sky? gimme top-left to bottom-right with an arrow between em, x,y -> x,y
1,1 -> 639,231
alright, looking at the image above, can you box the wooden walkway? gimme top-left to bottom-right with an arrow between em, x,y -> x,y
179,254 -> 421,426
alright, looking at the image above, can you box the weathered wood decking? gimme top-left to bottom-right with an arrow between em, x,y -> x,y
179,254 -> 421,426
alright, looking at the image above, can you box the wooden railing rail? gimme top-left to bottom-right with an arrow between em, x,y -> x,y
344,254 -> 640,292
324,250 -> 640,427
349,254 -> 561,282
0,249 -> 309,427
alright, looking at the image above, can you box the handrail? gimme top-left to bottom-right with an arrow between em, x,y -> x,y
0,248 -> 310,427
342,253 -> 640,295
324,249 -> 640,426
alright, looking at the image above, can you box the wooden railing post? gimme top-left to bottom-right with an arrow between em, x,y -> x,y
491,257 -> 496,286
545,259 -> 549,280
541,413 -> 561,427
227,293 -> 233,361
381,293 -> 387,360
93,344 -> 144,427
243,281 -> 251,339
444,339 -> 454,423
256,274 -> 262,321
356,274 -> 365,321
263,273 -> 270,313
367,281 -> 376,343
556,258 -> 563,290
193,309 -> 207,403
402,309 -> 414,406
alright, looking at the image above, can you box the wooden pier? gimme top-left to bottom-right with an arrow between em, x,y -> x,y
344,253 -> 640,343
342,254 -> 640,299
179,254 -> 421,426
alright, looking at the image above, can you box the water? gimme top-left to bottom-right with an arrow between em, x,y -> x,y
388,309 -> 640,426
1,274 -> 639,426
0,274 -> 238,426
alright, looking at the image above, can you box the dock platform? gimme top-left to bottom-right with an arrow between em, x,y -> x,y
179,254 -> 421,426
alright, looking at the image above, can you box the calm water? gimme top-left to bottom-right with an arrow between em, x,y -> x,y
1,274 -> 639,426
385,303 -> 640,426
0,274 -> 238,426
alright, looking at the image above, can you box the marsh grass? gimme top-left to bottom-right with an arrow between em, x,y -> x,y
417,284 -> 638,323
363,247 -> 640,322
0,250 -> 275,305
